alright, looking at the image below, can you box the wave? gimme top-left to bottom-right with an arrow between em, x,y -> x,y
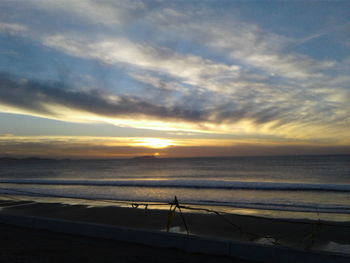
0,179 -> 350,192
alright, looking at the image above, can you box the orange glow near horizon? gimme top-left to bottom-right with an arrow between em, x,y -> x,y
0,135 -> 349,159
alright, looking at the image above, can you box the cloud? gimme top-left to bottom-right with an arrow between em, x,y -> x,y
0,22 -> 28,35
0,73 -> 291,128
0,72 -> 349,144
2,0 -> 341,81
29,0 -> 145,26
0,73 -> 207,122
42,34 -> 240,87
131,73 -> 187,93
146,9 -> 337,80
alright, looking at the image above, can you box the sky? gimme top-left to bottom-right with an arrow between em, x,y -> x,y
0,0 -> 349,158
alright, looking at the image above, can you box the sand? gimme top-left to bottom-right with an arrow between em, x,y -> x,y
1,198 -> 349,254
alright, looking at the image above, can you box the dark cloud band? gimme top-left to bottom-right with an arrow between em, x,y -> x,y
0,73 -> 207,122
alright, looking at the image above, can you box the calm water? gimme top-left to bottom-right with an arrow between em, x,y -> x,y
0,155 -> 349,221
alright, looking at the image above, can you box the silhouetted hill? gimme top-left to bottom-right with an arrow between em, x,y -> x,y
0,157 -> 64,163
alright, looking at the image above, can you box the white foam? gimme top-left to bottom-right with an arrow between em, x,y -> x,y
0,179 -> 349,192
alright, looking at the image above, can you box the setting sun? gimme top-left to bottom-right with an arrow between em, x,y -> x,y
132,138 -> 173,149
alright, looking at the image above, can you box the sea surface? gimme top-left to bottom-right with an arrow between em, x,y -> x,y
0,155 -> 349,221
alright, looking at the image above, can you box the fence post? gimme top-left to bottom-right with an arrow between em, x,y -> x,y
166,196 -> 190,235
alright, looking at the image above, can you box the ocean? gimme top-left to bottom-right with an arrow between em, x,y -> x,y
0,155 -> 349,222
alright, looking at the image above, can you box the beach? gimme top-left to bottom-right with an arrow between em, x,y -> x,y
1,198 -> 349,257
0,199 -> 250,263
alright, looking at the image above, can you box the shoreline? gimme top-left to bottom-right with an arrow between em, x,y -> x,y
1,196 -> 349,255
1,193 -> 350,222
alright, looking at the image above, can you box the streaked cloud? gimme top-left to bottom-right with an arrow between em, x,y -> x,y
1,72 -> 349,144
42,34 -> 240,86
0,73 -> 207,122
0,0 -> 349,157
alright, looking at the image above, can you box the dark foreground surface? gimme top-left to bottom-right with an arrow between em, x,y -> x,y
0,224 -> 253,263
0,199 -> 349,263
1,200 -> 349,251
